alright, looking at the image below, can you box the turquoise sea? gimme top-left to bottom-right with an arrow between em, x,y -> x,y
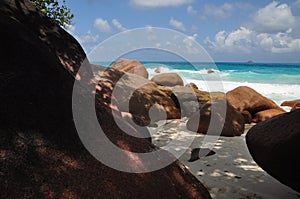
93,62 -> 300,106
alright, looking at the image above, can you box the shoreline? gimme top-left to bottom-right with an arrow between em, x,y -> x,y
149,120 -> 300,199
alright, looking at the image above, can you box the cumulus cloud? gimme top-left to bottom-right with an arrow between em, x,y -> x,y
77,31 -> 99,44
169,17 -> 186,32
205,27 -> 300,53
180,34 -> 199,54
130,0 -> 193,8
64,24 -> 99,44
183,34 -> 197,46
204,1 -> 300,54
112,19 -> 127,32
64,24 -> 99,53
205,27 -> 255,52
253,1 -> 296,33
94,18 -> 112,33
200,3 -> 233,19
187,5 -> 197,15
257,30 -> 300,53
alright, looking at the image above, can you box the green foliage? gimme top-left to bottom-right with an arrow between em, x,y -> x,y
30,0 -> 74,27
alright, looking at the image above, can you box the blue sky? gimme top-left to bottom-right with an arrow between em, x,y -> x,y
64,0 -> 300,63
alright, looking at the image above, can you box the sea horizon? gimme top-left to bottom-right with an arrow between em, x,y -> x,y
93,61 -> 300,64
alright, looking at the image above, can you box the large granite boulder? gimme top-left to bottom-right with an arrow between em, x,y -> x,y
0,0 -> 211,198
110,58 -> 148,79
226,86 -> 279,114
226,86 -> 284,122
187,100 -> 245,137
129,83 -> 182,123
170,85 -> 222,117
97,67 -> 181,124
171,85 -> 211,102
246,109 -> 300,192
151,72 -> 184,87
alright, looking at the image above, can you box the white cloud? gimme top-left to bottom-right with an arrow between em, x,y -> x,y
77,31 -> 99,44
169,17 -> 186,32
205,27 -> 300,53
225,27 -> 254,47
183,34 -> 197,46
155,43 -> 161,48
64,25 -> 99,45
63,25 -> 99,53
253,1 -> 296,32
94,18 -> 112,33
201,3 -> 233,19
204,2 -> 300,54
257,30 -> 300,53
205,27 -> 255,52
112,19 -> 127,32
130,0 -> 193,8
181,34 -> 199,54
187,5 -> 197,15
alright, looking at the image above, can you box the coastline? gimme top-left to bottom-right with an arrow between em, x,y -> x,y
149,120 -> 300,199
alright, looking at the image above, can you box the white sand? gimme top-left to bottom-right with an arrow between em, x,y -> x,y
148,119 -> 300,199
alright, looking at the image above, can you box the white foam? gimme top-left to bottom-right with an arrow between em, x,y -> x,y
186,79 -> 300,106
145,65 -> 299,106
147,67 -> 222,79
147,66 -> 172,78
174,69 -> 220,74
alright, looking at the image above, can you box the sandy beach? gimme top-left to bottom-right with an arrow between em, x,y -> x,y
149,119 -> 300,199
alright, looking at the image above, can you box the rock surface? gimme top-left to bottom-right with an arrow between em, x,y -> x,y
171,85 -> 217,117
186,82 -> 198,90
96,67 -> 181,124
187,100 -> 245,137
246,109 -> 300,192
110,58 -> 148,79
241,110 -> 252,124
97,69 -> 215,123
0,0 -> 211,198
226,86 -> 279,114
281,99 -> 300,108
291,102 -> 300,111
129,82 -> 182,124
252,108 -> 286,123
151,72 -> 184,87
171,85 -> 211,103
154,66 -> 161,73
226,86 -> 284,122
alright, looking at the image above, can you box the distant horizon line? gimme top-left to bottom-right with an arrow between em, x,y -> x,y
91,60 -> 300,65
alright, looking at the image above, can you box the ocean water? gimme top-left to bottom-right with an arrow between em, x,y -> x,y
93,62 -> 300,106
